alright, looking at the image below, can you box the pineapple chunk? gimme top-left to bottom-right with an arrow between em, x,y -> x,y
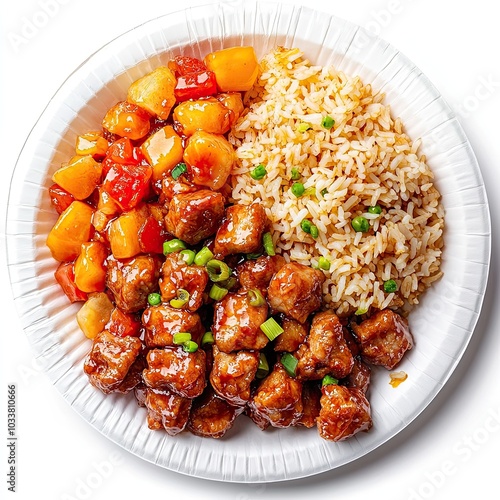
74,241 -> 108,293
77,292 -> 114,339
127,66 -> 176,120
52,155 -> 102,200
108,205 -> 148,259
141,125 -> 183,181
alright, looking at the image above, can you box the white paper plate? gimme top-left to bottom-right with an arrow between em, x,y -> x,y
6,0 -> 491,483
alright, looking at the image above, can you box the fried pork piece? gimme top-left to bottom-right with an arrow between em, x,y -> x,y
249,363 -> 303,428
143,346 -> 206,399
142,304 -> 204,348
113,355 -> 146,394
84,330 -> 142,394
296,311 -> 354,380
160,176 -> 198,203
106,254 -> 162,313
164,190 -> 225,245
343,358 -> 371,394
158,253 -> 208,312
145,387 -> 192,435
187,387 -> 243,439
213,203 -> 269,257
317,384 -> 372,442
212,290 -> 269,353
351,309 -> 414,369
274,316 -> 308,352
267,262 -> 325,323
210,345 -> 260,406
237,255 -> 286,292
297,382 -> 322,428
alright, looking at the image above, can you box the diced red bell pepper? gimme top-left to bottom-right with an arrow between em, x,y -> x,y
101,138 -> 148,177
171,55 -> 207,76
175,70 -> 218,102
102,163 -> 152,211
106,307 -> 142,337
138,216 -> 165,254
49,183 -> 75,215
54,262 -> 88,303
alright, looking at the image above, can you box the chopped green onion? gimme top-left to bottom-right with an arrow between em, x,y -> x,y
170,288 -> 190,308
263,232 -> 275,256
179,249 -> 195,265
310,225 -> 319,239
368,205 -> 382,215
322,374 -> 339,386
383,279 -> 398,293
206,259 -> 231,282
297,122 -> 311,132
250,164 -> 267,180
351,216 -> 370,233
219,276 -> 238,290
300,219 -> 312,234
171,162 -> 187,180
321,188 -> 328,196
209,283 -> 228,301
182,340 -> 199,353
291,168 -> 301,181
321,116 -> 335,129
147,292 -> 162,306
194,246 -> 214,266
281,353 -> 298,377
246,252 -> 262,260
291,182 -> 305,197
260,317 -> 284,341
318,257 -> 331,271
163,238 -> 187,255
256,353 -> 270,379
201,331 -> 214,346
173,332 -> 192,345
247,288 -> 266,307
355,308 -> 368,316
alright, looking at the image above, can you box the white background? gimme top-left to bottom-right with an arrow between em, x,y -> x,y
1,0 -> 498,499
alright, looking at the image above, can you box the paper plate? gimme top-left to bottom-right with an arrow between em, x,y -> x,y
6,0 -> 491,482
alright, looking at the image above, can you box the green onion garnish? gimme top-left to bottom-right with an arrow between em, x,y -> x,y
209,283 -> 228,301
147,292 -> 162,306
297,122 -> 311,132
383,279 -> 398,293
303,187 -> 316,197
263,232 -> 275,256
321,188 -> 328,196
163,238 -> 187,255
170,288 -> 190,308
321,116 -> 335,129
322,374 -> 339,386
260,317 -> 284,341
355,308 -> 368,316
368,205 -> 382,215
246,252 -> 262,260
256,353 -> 270,379
247,288 -> 266,307
318,257 -> 331,271
179,249 -> 195,265
351,216 -> 370,233
291,168 -> 301,181
281,352 -> 298,377
291,182 -> 305,197
250,164 -> 267,180
201,331 -> 214,346
173,332 -> 192,345
194,246 -> 214,266
310,225 -> 319,239
171,162 -> 187,180
182,340 -> 199,353
206,259 -> 231,282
